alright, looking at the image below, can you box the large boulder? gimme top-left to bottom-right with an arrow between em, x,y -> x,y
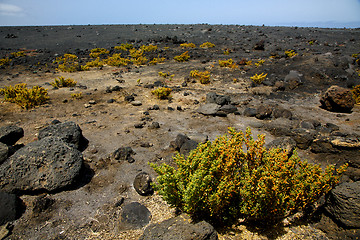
119,202 -> 152,230
320,85 -> 355,113
0,125 -> 24,146
0,142 -> 8,164
325,181 -> 360,228
206,92 -> 231,106
0,136 -> 83,193
38,121 -> 88,151
139,214 -> 218,240
0,191 -> 20,225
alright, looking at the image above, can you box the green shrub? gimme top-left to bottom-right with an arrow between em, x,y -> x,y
140,44 -> 158,52
200,42 -> 215,48
190,70 -> 210,84
174,51 -> 190,62
150,127 -> 347,226
218,59 -> 238,69
89,48 -> 109,58
180,43 -> 196,48
51,76 -> 77,88
55,54 -> 88,72
250,73 -> 267,85
85,57 -> 105,68
0,57 -> 11,67
105,53 -> 131,66
0,83 -> 49,109
151,87 -> 172,99
114,43 -> 134,51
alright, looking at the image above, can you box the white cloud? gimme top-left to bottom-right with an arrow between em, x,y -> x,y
0,3 -> 24,16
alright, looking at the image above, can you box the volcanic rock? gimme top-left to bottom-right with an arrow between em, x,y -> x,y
139,213 -> 218,240
120,202 -> 152,230
38,121 -> 88,151
0,136 -> 83,193
111,147 -> 135,163
0,125 -> 24,146
325,181 -> 360,228
133,172 -> 153,196
0,191 -> 20,225
320,85 -> 355,113
0,143 -> 8,164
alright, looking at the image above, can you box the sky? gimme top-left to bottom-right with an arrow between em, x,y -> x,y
0,0 -> 360,28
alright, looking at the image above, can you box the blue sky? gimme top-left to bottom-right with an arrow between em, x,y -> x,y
0,0 -> 360,27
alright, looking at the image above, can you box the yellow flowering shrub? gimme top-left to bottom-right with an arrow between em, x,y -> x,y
89,48 -> 109,58
200,42 -> 215,48
55,54 -> 87,72
250,73 -> 268,84
51,76 -> 77,88
0,57 -> 11,67
10,51 -> 26,58
180,43 -> 196,48
190,70 -> 210,84
105,53 -> 131,66
150,127 -> 347,225
114,43 -> 134,51
0,83 -> 49,109
219,59 -> 238,69
285,50 -> 298,58
140,44 -> 158,52
174,51 -> 190,62
151,87 -> 172,99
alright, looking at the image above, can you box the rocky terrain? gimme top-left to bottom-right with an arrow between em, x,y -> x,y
0,24 -> 360,239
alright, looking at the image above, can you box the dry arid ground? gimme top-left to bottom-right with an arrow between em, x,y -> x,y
0,24 -> 360,239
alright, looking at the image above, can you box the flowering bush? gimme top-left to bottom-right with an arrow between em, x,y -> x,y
250,73 -> 268,85
0,83 -> 49,109
151,87 -> 172,99
51,76 -> 77,88
174,51 -> 190,62
190,70 -> 210,84
219,59 -> 238,69
150,128 -> 347,225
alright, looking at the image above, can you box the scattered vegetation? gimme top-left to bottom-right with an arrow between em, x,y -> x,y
0,83 -> 49,109
285,50 -> 298,58
190,70 -> 211,84
352,84 -> 360,104
140,44 -> 158,52
55,54 -> 88,72
255,59 -> 265,67
51,76 -> 77,88
158,72 -> 174,80
105,53 -> 131,67
223,49 -> 230,55
149,56 -> 166,65
150,127 -> 347,225
71,92 -> 83,99
129,49 -> 144,58
200,42 -> 215,48
0,57 -> 11,67
85,57 -> 104,68
151,87 -> 172,99
10,51 -> 26,58
180,43 -> 196,48
114,43 -> 134,51
131,56 -> 148,66
219,59 -> 238,69
89,48 -> 109,58
174,51 -> 190,62
250,73 -> 268,85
